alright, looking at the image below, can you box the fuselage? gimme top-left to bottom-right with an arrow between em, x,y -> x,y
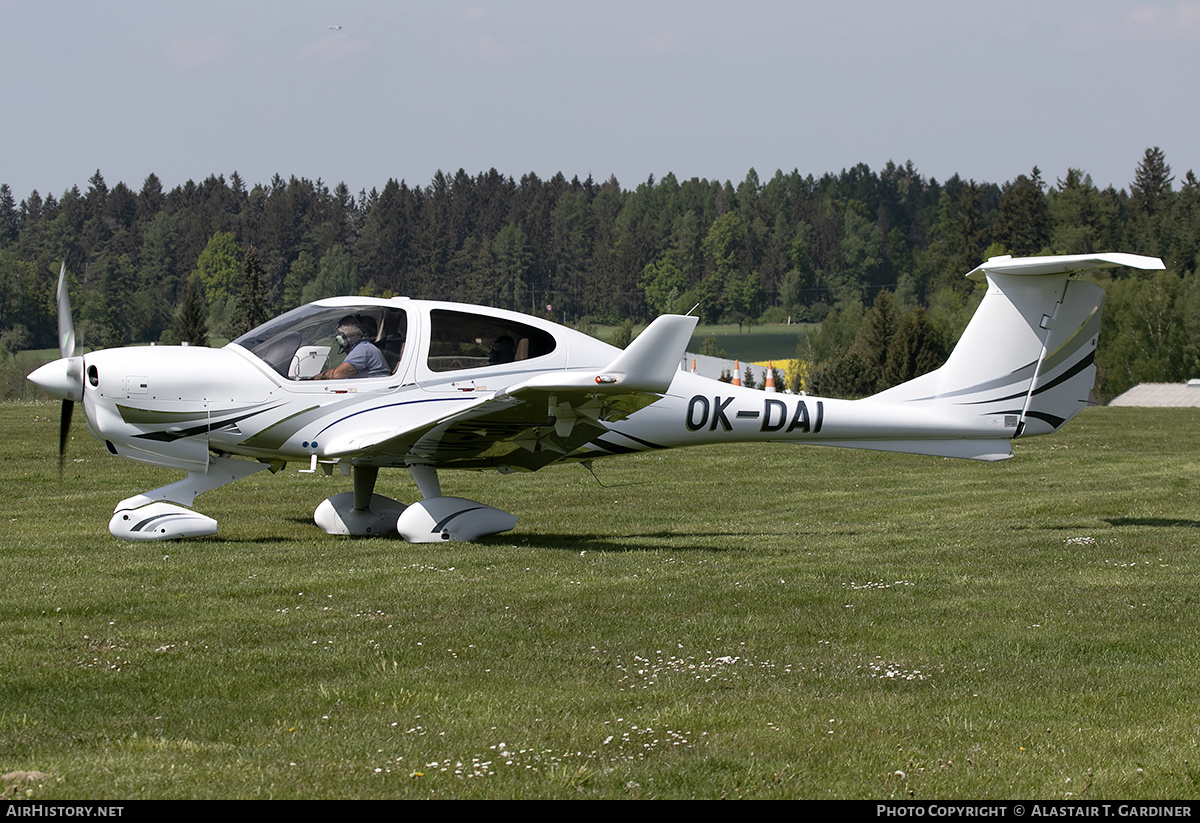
68,294 -> 1017,476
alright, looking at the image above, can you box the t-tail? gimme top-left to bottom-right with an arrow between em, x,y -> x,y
868,252 -> 1164,446
600,252 -> 1163,464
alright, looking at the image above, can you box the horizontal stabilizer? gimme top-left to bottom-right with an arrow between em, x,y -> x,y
601,314 -> 698,392
966,253 -> 1165,279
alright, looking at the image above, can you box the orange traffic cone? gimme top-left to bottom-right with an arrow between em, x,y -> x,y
765,362 -> 776,393
732,360 -> 741,387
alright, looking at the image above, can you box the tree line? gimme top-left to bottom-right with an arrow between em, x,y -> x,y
1,147 -> 1197,400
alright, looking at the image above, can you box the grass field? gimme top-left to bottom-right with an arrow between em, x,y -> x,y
686,323 -> 812,364
2,401 -> 1199,799
591,322 -> 810,363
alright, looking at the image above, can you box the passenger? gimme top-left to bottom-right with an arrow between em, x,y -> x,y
316,316 -> 390,379
489,334 -> 516,364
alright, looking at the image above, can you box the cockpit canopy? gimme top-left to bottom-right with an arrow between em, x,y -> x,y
232,304 -> 408,379
231,302 -> 560,381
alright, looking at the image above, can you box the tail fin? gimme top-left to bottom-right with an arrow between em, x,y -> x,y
872,253 -> 1164,436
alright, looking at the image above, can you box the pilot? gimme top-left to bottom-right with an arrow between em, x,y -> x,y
315,315 -> 390,379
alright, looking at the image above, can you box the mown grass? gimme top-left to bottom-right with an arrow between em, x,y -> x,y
687,323 -> 811,363
591,322 -> 810,362
688,332 -> 809,364
2,402 -> 1199,799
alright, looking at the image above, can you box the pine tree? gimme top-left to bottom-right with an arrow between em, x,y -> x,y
955,181 -> 985,274
1049,169 -> 1098,254
881,307 -> 948,389
1129,148 -> 1176,256
850,289 -> 898,379
232,245 -> 269,337
1131,147 -> 1173,218
818,351 -> 874,399
174,275 -> 209,347
741,363 -> 757,389
99,253 -> 139,343
0,184 -> 17,245
994,168 -> 1050,256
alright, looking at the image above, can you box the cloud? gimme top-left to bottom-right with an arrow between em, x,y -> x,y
458,3 -> 488,23
298,33 -> 371,65
166,29 -> 231,69
1067,1 -> 1200,48
449,34 -> 533,65
1130,0 -> 1200,32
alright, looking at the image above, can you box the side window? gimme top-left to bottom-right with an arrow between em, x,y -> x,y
427,310 -> 556,373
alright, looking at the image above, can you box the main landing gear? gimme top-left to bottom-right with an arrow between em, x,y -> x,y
313,463 -> 517,543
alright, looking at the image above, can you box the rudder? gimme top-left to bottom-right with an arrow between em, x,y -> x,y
1017,277 -> 1104,435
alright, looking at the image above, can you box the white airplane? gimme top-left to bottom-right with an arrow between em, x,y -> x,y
29,252 -> 1163,543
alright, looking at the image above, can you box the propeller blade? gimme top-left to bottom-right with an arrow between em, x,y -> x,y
59,399 -> 74,476
56,262 -> 75,359
29,265 -> 83,403
45,263 -> 79,477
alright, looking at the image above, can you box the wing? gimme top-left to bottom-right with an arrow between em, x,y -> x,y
322,314 -> 698,471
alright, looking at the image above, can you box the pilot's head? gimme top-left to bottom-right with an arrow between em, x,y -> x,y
335,316 -> 367,352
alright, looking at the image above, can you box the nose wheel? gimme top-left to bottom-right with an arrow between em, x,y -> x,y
107,456 -> 271,541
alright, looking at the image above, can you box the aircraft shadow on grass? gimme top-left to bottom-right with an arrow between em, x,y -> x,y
1103,517 -> 1200,529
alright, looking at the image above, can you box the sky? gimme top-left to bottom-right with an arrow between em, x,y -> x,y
3,0 -> 1198,201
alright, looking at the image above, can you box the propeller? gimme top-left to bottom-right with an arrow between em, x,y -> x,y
55,264 -> 79,471
27,263 -> 83,473
56,261 -> 76,360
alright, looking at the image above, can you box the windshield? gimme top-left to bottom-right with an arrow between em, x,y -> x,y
232,304 -> 407,379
